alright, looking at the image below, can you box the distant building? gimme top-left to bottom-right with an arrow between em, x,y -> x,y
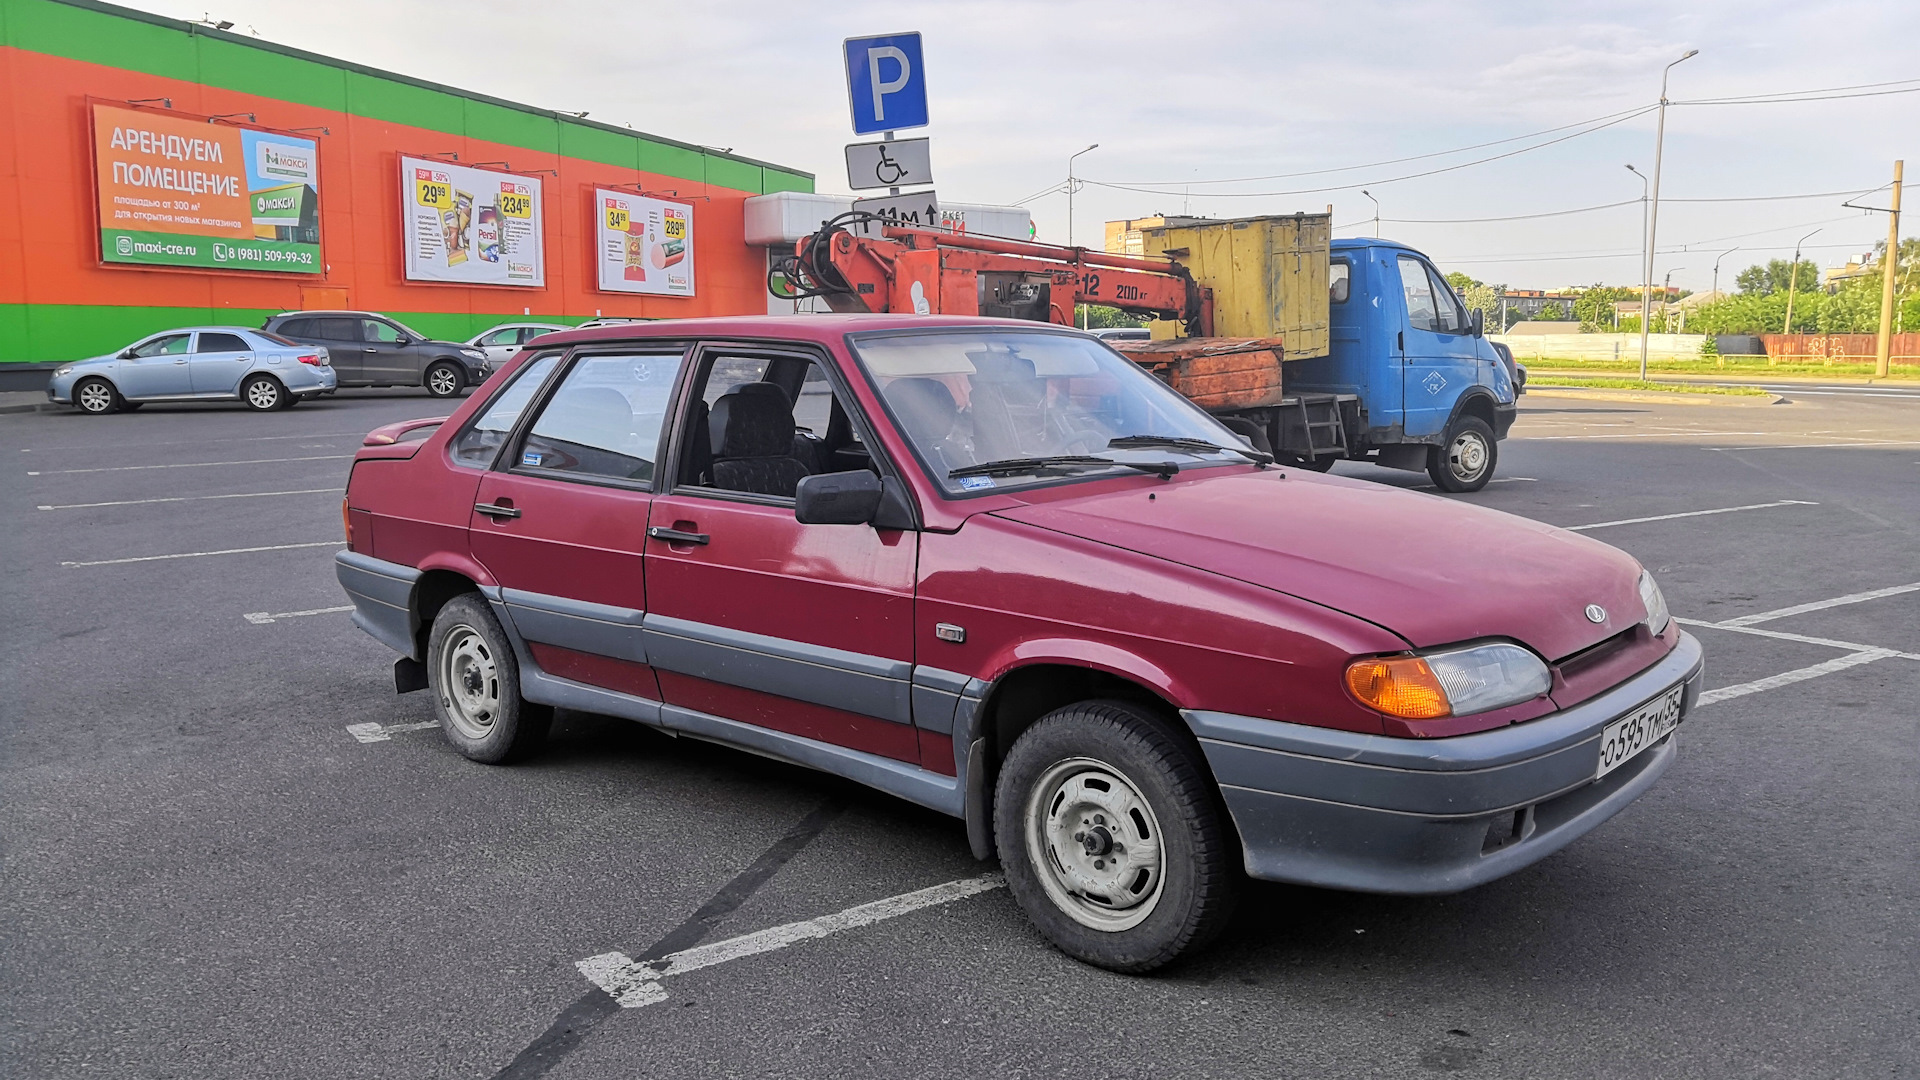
1825,255 -> 1878,290
1499,289 -> 1579,319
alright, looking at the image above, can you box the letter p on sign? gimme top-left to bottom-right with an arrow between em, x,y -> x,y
844,32 -> 928,135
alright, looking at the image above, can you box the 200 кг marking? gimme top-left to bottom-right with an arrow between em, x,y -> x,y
1596,684 -> 1685,779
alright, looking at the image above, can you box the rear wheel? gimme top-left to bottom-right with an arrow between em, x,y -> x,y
425,362 -> 464,398
74,377 -> 121,415
426,593 -> 550,764
994,700 -> 1238,973
1427,414 -> 1496,493
241,374 -> 286,412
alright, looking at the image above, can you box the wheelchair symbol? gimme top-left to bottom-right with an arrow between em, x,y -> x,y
873,145 -> 907,186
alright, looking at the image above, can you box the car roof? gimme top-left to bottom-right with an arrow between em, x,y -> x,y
270,310 -> 388,319
528,313 -> 1083,349
136,326 -> 268,335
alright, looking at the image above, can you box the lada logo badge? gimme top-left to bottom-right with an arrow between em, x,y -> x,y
1585,604 -> 1607,624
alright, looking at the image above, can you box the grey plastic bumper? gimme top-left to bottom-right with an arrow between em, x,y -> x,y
335,550 -> 420,658
1185,631 -> 1704,895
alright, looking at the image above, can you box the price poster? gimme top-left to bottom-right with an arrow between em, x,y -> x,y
401,156 -> 544,287
594,189 -> 695,296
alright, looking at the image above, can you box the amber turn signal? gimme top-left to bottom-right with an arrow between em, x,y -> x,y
1345,656 -> 1452,719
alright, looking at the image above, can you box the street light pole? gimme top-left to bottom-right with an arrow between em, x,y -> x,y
1713,246 -> 1738,299
1067,143 -> 1099,329
1627,164 -> 1649,356
1874,160 -> 1903,378
1361,189 -> 1380,237
1782,227 -> 1821,337
1640,48 -> 1699,381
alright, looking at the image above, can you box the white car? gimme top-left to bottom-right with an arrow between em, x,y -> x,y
467,323 -> 571,367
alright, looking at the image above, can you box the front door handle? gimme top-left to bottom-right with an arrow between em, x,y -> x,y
646,526 -> 709,545
363,347 -> 378,353
474,502 -> 521,519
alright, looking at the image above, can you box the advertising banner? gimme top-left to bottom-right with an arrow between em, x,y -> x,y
595,189 -> 695,296
402,156 -> 544,287
92,103 -> 321,273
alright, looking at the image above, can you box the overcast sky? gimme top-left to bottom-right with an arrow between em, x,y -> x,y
129,0 -> 1917,293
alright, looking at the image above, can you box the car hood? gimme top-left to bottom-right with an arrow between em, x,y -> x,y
988,468 -> 1646,661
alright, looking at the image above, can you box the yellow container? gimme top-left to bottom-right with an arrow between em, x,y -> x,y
1137,214 -> 1331,361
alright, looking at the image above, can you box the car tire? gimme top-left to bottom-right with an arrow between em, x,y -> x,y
425,362 -> 464,398
1427,414 -> 1496,493
426,593 -> 551,764
241,374 -> 287,412
993,699 -> 1239,974
73,377 -> 122,415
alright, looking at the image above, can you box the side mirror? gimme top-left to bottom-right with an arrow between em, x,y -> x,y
795,470 -> 883,525
1470,308 -> 1485,337
394,337 -> 412,347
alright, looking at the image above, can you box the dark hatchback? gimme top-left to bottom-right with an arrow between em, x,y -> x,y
263,310 -> 490,398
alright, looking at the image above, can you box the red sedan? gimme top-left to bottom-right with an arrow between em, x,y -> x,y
337,314 -> 1701,972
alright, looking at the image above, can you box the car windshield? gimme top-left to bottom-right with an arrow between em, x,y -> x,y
848,329 -> 1250,495
255,331 -> 296,346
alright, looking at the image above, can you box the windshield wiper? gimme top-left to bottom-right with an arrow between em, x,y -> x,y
1108,434 -> 1274,465
949,455 -> 1180,480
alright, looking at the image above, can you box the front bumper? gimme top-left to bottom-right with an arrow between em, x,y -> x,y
1185,631 -> 1703,895
1493,400 -> 1518,438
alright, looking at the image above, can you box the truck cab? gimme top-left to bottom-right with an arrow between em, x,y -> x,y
1285,238 -> 1518,490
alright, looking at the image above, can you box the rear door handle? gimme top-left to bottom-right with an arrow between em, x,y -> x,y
474,502 -> 521,519
646,526 -> 709,545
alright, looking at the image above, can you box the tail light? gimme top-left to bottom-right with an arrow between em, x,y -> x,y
342,497 -> 354,551
298,353 -> 329,366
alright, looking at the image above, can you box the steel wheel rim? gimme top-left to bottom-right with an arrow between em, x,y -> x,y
438,625 -> 501,740
1024,756 -> 1166,932
246,379 -> 279,409
429,368 -> 458,395
1448,430 -> 1489,483
77,383 -> 113,412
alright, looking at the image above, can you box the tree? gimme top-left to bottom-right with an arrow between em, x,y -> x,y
1537,301 -> 1568,321
1462,283 -> 1500,327
1444,271 -> 1478,293
1572,285 -> 1638,333
1734,259 -> 1820,296
1075,304 -> 1146,330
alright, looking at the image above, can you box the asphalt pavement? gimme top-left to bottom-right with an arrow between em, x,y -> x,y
2,386 -> 1915,1079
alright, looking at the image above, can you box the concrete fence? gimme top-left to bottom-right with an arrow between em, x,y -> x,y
1490,334 -> 1707,362
1761,334 -> 1920,365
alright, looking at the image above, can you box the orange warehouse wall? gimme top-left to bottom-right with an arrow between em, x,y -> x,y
0,47 -> 776,323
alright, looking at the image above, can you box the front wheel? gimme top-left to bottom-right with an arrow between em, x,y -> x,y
424,362 -> 464,398
426,593 -> 551,764
1428,414 -> 1496,493
74,377 -> 122,415
994,700 -> 1239,973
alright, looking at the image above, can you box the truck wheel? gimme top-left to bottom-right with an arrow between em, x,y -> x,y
74,377 -> 122,415
426,593 -> 551,764
425,362 -> 464,398
1428,415 -> 1496,493
994,700 -> 1238,974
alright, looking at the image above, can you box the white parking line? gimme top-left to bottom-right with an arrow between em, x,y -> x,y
1715,440 -> 1920,451
1561,500 -> 1817,532
346,720 -> 439,744
578,874 -> 1006,1009
1721,581 -> 1920,627
1517,431 -> 1768,441
1696,649 -> 1899,706
1676,617 -> 1920,660
38,487 -> 340,510
1415,476 -> 1537,491
24,431 -> 369,453
61,540 -> 345,567
28,454 -> 349,476
244,605 -> 353,625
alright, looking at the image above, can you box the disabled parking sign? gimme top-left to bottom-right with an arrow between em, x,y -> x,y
844,32 -> 928,135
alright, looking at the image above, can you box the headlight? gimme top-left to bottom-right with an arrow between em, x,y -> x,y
461,348 -> 486,360
55,366 -> 74,378
1638,570 -> 1670,635
1346,642 -> 1552,720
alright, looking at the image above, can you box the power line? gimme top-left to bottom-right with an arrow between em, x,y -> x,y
1084,106 -> 1657,199
1101,104 -> 1656,187
1329,189 -> 1877,229
1443,240 -> 1876,267
1676,77 -> 1920,106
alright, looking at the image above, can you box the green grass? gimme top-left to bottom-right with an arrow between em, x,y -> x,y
1528,377 -> 1773,397
1513,357 -> 1920,379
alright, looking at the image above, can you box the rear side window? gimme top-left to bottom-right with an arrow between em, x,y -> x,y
449,355 -> 561,469
523,327 -> 558,344
274,318 -> 311,337
314,317 -> 360,342
518,353 -> 686,484
1329,260 -> 1351,304
197,332 -> 249,353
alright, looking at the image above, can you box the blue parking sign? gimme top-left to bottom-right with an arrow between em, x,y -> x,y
844,32 -> 928,135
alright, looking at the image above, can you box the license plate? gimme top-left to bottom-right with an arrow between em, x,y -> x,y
1596,684 -> 1685,779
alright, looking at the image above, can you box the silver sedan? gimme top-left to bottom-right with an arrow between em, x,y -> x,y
47,327 -> 337,414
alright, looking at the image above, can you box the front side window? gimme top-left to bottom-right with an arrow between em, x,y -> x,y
477,328 -> 518,347
849,330 -> 1247,496
363,319 -> 404,344
130,334 -> 191,358
1398,255 -> 1438,333
1427,266 -> 1467,334
449,354 -> 561,469
1329,260 -> 1351,304
197,332 -> 250,353
518,353 -> 685,483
